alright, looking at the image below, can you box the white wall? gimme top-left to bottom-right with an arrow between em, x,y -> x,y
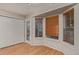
74,4 -> 79,50
0,16 -> 24,48
25,4 -> 79,55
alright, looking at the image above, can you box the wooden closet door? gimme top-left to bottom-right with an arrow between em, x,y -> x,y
46,15 -> 59,37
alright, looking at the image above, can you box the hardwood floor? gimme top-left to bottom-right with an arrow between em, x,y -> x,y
0,42 -> 64,55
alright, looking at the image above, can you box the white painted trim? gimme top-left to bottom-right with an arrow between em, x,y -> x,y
59,14 -> 64,41
43,18 -> 46,38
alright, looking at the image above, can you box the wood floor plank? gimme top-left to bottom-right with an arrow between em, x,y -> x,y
0,42 -> 64,55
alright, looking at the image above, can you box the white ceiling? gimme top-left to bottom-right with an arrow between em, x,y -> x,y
0,3 -> 72,17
